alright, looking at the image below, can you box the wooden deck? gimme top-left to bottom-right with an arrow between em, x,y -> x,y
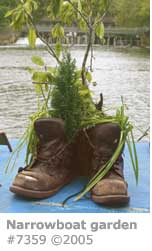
0,140 -> 150,213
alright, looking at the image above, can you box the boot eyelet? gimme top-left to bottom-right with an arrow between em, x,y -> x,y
113,139 -> 118,144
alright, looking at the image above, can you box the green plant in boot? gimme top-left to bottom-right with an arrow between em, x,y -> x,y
51,53 -> 82,141
5,0 -> 141,204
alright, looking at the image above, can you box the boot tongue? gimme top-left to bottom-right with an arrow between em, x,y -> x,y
37,139 -> 64,159
34,118 -> 65,143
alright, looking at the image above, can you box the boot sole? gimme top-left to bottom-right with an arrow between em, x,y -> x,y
92,194 -> 130,207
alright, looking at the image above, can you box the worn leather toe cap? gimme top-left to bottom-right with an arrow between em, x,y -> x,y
12,170 -> 58,191
91,179 -> 128,196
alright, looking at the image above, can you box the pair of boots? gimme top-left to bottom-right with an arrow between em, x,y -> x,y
10,118 -> 129,206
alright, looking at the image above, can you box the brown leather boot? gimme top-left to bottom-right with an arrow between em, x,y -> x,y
75,129 -> 93,176
10,118 -> 77,199
87,123 -> 130,206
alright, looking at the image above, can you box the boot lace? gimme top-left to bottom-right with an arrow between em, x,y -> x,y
91,150 -> 123,178
18,140 -> 72,173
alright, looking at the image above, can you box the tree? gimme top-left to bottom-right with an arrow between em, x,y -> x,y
139,0 -> 150,27
5,0 -> 109,85
0,0 -> 17,27
110,0 -> 150,27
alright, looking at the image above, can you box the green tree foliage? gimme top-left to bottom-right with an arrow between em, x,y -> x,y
31,0 -> 51,23
51,53 -> 82,141
139,0 -> 150,27
51,52 -> 101,141
110,0 -> 150,27
2,0 -> 150,29
0,0 -> 17,26
5,0 -> 108,84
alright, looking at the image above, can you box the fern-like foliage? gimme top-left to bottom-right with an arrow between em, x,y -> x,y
51,53 -> 82,141
51,53 -> 106,140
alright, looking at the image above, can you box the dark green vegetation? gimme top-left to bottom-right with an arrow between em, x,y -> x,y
0,0 -> 17,26
0,0 -> 46,26
51,54 -> 82,141
110,0 -> 150,28
0,0 -> 149,28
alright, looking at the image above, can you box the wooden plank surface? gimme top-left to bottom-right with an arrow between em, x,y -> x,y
0,140 -> 150,213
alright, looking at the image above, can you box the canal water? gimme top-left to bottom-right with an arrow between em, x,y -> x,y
0,40 -> 150,140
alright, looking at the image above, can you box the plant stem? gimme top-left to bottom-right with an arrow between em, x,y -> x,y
45,85 -> 52,108
137,126 -> 150,141
24,10 -> 61,64
67,0 -> 91,29
94,0 -> 111,26
40,85 -> 48,110
90,42 -> 94,72
81,27 -> 93,85
66,1 -> 93,85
